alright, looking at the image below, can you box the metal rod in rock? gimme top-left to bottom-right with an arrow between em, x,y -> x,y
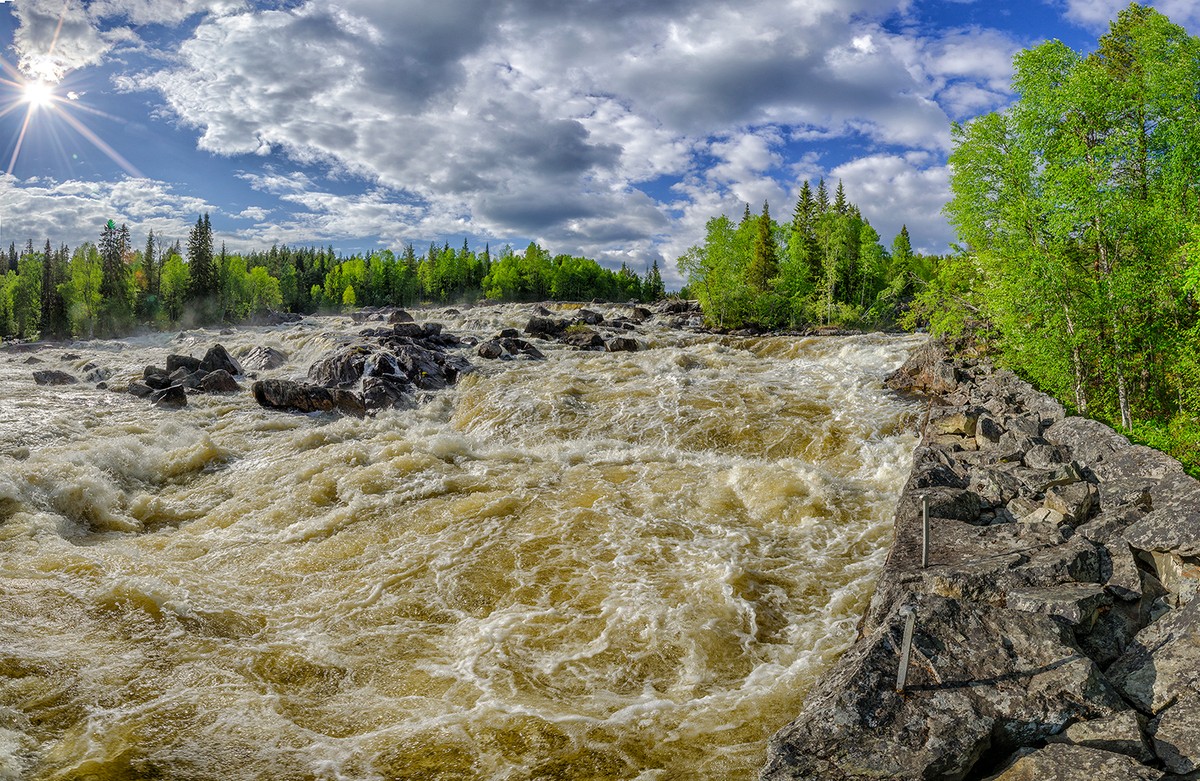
896,606 -> 916,694
921,496 -> 930,569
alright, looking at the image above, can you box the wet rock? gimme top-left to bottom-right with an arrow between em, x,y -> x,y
982,743 -> 1163,781
127,380 -> 155,398
477,337 -> 544,360
524,316 -> 568,338
241,345 -> 288,371
200,369 -> 240,393
199,344 -> 243,376
151,384 -> 187,409
362,375 -> 411,410
561,329 -> 605,350
387,309 -> 414,324
628,306 -> 652,322
308,344 -> 372,388
83,365 -> 113,383
576,308 -> 604,325
142,367 -> 172,390
165,354 -> 201,374
605,336 -> 641,353
169,367 -> 203,390
252,379 -> 365,417
23,356 -> 43,364
33,369 -> 78,385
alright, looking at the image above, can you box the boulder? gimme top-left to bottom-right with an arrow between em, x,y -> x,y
628,306 -> 652,322
981,743 -> 1163,781
252,379 -> 365,417
32,370 -> 78,385
477,339 -> 505,359
387,309 -> 414,324
1046,709 -> 1154,762
561,329 -> 605,350
151,384 -> 187,409
143,366 -> 172,390
1044,482 -> 1099,525
241,345 -> 288,371
1044,417 -> 1131,466
885,339 -> 959,395
307,344 -> 372,388
576,308 -> 604,325
1106,598 -> 1200,715
524,316 -> 568,338
760,595 -> 1125,781
200,370 -> 240,393
127,380 -> 155,398
165,354 -> 201,374
362,375 -> 411,411
605,336 -> 641,353
199,344 -> 243,376
1150,693 -> 1200,775
169,367 -> 202,390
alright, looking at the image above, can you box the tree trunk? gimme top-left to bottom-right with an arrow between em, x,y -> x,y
1062,305 -> 1088,416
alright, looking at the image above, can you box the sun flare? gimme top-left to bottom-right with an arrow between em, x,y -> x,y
22,80 -> 55,108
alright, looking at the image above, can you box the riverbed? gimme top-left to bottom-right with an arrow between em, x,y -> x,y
0,306 -> 921,780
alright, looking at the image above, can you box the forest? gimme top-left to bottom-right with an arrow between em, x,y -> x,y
0,215 -> 667,341
677,180 -> 941,330
907,3 -> 1200,472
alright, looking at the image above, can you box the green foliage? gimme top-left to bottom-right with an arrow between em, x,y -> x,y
677,182 -> 928,329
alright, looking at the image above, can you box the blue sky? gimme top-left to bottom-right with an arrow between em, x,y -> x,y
1,0 -> 1197,286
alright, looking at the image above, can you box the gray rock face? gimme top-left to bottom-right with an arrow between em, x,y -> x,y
981,743 -> 1164,781
199,344 -> 243,376
761,339 -> 1200,781
151,384 -> 187,409
200,369 -> 240,393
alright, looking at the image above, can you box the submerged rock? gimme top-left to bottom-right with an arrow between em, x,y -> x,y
32,369 -> 78,386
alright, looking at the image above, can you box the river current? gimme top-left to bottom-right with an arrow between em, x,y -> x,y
0,305 -> 921,781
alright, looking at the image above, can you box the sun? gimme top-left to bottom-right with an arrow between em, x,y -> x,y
22,80 -> 55,109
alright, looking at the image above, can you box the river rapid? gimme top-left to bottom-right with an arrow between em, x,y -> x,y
0,305 -> 922,781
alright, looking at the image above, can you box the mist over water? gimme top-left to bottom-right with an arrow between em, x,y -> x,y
0,306 -> 922,781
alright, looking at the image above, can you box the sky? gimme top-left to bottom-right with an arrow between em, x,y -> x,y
1,0 -> 1198,287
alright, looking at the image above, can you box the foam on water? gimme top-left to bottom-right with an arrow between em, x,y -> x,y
0,308 -> 921,780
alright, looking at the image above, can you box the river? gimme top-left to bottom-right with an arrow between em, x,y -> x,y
0,305 -> 921,781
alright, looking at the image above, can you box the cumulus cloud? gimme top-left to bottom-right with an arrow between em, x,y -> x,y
830,154 -> 954,254
5,0 -> 1029,272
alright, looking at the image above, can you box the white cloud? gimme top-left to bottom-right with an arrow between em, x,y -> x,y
830,154 -> 954,254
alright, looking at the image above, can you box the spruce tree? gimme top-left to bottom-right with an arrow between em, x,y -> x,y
747,201 -> 780,292
834,180 -> 848,214
187,213 -> 216,309
816,179 -> 830,214
98,220 -> 132,336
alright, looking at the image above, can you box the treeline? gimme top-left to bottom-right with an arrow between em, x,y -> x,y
907,3 -> 1200,471
0,217 -> 667,341
677,180 -> 941,329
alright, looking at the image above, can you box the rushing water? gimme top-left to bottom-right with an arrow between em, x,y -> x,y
0,305 -> 921,781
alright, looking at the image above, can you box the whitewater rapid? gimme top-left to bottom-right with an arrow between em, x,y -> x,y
0,305 -> 921,781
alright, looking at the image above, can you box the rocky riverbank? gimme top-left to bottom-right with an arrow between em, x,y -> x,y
761,340 -> 1200,780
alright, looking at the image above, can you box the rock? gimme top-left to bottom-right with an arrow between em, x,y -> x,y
576,308 -> 604,325
32,370 -> 78,385
1044,481 -> 1099,525
1005,583 -> 1111,630
1106,598 -> 1200,715
308,344 -> 372,388
981,743 -> 1162,780
1024,506 -> 1067,525
1026,443 -> 1070,469
605,336 -> 641,353
241,345 -> 288,371
928,406 -> 981,437
169,367 -> 202,390
1125,508 -> 1200,558
1150,693 -> 1200,775
910,486 -> 982,523
628,306 -> 652,322
362,375 -> 411,410
391,322 -> 427,339
83,365 -> 113,383
976,415 -> 1004,447
151,384 -> 187,409
970,467 -> 1027,509
252,379 -> 365,417
200,369 -> 240,393
524,316 -> 568,338
1044,417 -> 1131,466
760,595 -> 1125,781
199,344 -> 243,376
1047,709 -> 1154,762
387,309 -> 414,324
127,380 -> 155,398
496,328 -> 520,339
477,339 -> 505,359
885,339 -> 959,395
561,329 -> 605,350
165,354 -> 201,374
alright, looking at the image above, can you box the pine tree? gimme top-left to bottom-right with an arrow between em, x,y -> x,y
39,239 -> 68,339
833,180 -> 848,214
144,230 -> 158,299
816,179 -> 830,214
643,259 -> 665,301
